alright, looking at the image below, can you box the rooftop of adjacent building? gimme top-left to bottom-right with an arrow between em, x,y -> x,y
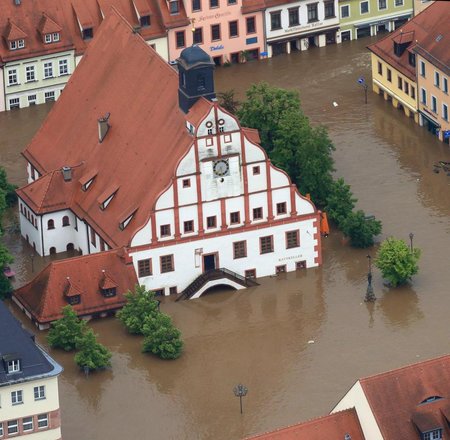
14,248 -> 138,324
0,301 -> 62,385
368,1 -> 450,81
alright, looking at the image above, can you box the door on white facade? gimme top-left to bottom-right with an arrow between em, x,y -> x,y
203,254 -> 217,272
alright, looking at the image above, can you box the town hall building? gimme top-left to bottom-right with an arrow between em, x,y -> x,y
15,8 -> 321,308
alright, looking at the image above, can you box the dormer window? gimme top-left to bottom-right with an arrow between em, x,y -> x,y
52,32 -> 60,42
9,39 -> 25,50
140,15 -> 151,27
119,212 -> 135,230
82,177 -> 95,191
100,192 -> 116,210
409,52 -> 416,67
44,32 -> 60,44
169,0 -> 179,15
67,295 -> 81,305
45,34 -> 52,43
101,287 -> 117,297
82,28 -> 93,40
422,429 -> 442,440
7,359 -> 21,373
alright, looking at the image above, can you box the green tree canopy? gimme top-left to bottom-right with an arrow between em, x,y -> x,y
74,329 -> 112,371
325,178 -> 357,227
142,313 -> 183,360
47,305 -> 86,351
375,237 -> 421,287
0,243 -> 14,299
237,82 -> 302,153
341,210 -> 382,248
116,285 -> 160,334
0,167 -> 17,207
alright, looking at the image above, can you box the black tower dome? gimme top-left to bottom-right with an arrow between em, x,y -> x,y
177,45 -> 216,114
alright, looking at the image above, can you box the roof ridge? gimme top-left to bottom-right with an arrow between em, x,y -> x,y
50,247 -> 123,266
361,355 -> 450,383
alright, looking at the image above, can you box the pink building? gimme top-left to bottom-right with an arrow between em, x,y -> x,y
166,0 -> 265,64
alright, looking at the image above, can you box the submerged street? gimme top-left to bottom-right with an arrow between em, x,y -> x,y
2,36 -> 450,439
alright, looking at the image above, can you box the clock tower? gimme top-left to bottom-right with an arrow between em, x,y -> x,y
177,45 -> 216,114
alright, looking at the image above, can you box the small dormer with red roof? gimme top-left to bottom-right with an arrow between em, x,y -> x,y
4,20 -> 27,50
38,13 -> 62,45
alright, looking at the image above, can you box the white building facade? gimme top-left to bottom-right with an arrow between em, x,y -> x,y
129,104 -> 322,296
264,0 -> 340,57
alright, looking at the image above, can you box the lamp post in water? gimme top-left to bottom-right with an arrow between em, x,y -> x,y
365,254 -> 376,302
233,384 -> 248,414
409,232 -> 414,253
357,76 -> 368,104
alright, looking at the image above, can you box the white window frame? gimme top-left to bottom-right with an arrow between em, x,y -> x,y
7,420 -> 18,435
7,359 -> 20,372
434,71 -> 440,88
421,88 -> 427,105
43,61 -> 53,79
59,59 -> 69,75
394,0 -> 403,6
9,98 -> 20,109
34,385 -> 46,400
52,32 -> 60,42
443,77 -> 448,94
37,414 -> 48,429
442,103 -> 448,121
28,94 -> 37,104
378,0 -> 387,10
26,65 -> 36,82
7,69 -> 18,86
22,417 -> 33,432
360,0 -> 369,14
420,60 -> 426,77
44,34 -> 52,43
18,39 -> 25,48
11,390 -> 23,405
9,40 -> 17,50
431,95 -> 437,113
44,91 -> 55,102
340,4 -> 350,18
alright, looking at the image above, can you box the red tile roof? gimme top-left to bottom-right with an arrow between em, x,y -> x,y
241,0 -> 266,14
0,0 -> 166,63
246,409 -> 365,440
21,8 -> 194,248
360,354 -> 450,439
411,4 -> 450,76
14,248 -> 137,324
368,1 -> 449,81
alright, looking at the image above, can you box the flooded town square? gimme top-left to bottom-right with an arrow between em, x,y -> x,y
2,36 -> 450,439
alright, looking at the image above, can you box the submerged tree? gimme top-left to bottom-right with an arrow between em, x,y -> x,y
325,178 -> 357,227
47,305 -> 86,351
116,285 -> 160,334
341,211 -> 382,248
217,90 -> 240,115
375,237 -> 421,287
142,313 -> 183,360
74,329 -> 112,371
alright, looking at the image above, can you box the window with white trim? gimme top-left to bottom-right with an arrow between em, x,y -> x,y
44,34 -> 52,43
26,65 -> 35,82
7,420 -> 18,435
421,88 -> 427,105
11,390 -> 23,405
420,60 -> 426,77
59,59 -> 69,75
7,359 -> 20,373
434,71 -> 440,88
34,385 -> 46,400
443,103 -> 448,121
8,69 -> 18,86
443,77 -> 448,94
360,1 -> 369,13
9,39 -> 24,50
52,32 -> 60,41
37,414 -> 48,429
340,4 -> 350,18
9,98 -> 19,109
431,95 -> 437,113
395,0 -> 403,5
22,417 -> 33,432
43,61 -> 53,79
44,91 -> 55,102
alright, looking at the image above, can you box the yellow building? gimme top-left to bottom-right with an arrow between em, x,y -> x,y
368,1 -> 449,135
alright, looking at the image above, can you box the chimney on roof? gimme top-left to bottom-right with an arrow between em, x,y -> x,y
98,112 -> 110,143
62,166 -> 72,182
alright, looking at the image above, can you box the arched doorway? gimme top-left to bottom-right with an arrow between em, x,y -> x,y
66,243 -> 74,251
49,247 -> 56,255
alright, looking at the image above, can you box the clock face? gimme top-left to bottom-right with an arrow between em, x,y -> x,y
213,159 -> 229,177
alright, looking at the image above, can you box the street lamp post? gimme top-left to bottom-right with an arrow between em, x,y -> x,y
409,233 -> 414,253
233,384 -> 248,414
365,254 -> 376,302
357,77 -> 368,104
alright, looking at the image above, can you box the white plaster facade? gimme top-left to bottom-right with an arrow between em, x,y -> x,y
129,105 -> 321,296
331,380 -> 384,440
265,0 -> 339,57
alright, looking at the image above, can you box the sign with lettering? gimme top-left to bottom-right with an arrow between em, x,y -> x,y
210,44 -> 224,51
284,21 -> 324,34
198,11 -> 231,22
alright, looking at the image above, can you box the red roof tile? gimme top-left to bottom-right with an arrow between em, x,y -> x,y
246,409 -> 365,440
241,0 -> 266,14
38,13 -> 63,34
4,20 -> 28,40
360,354 -> 450,439
14,248 -> 138,323
132,0 -> 153,16
22,8 -> 193,248
368,1 -> 449,81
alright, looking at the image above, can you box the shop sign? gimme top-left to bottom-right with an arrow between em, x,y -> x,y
210,44 -> 224,51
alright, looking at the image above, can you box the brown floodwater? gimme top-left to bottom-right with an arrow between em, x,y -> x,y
2,36 -> 450,439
